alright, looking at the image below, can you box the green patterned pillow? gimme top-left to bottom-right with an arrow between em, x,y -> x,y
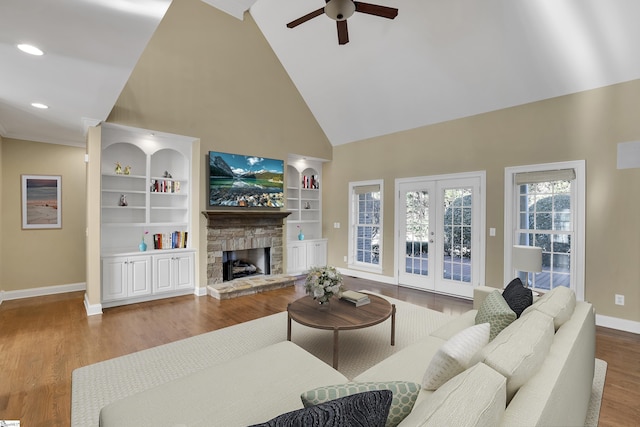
301,381 -> 420,427
475,290 -> 517,341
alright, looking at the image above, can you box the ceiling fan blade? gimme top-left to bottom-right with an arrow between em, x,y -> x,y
337,20 -> 349,45
354,2 -> 398,19
287,7 -> 325,28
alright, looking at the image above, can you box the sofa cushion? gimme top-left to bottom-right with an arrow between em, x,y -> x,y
98,341 -> 349,427
301,381 -> 420,427
398,363 -> 506,427
353,336 -> 446,384
422,323 -> 490,390
521,286 -> 576,330
429,310 -> 477,340
475,290 -> 516,340
251,390 -> 392,427
502,278 -> 533,317
474,309 -> 554,402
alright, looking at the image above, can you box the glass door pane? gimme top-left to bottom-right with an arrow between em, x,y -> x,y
442,188 -> 472,283
398,183 -> 434,290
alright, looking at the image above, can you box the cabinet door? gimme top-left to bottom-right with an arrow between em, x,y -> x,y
153,254 -> 174,293
173,253 -> 194,290
102,257 -> 128,301
287,243 -> 307,274
129,256 -> 152,297
308,240 -> 327,268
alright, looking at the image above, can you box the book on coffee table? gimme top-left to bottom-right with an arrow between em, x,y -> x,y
341,290 -> 371,307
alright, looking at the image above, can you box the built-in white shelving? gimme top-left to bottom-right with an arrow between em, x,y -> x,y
99,124 -> 196,307
286,156 -> 327,274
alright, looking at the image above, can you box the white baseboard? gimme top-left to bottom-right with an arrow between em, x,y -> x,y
596,314 -> 640,334
194,286 -> 208,297
84,292 -> 103,316
337,268 -> 397,286
0,290 -> 4,306
2,282 -> 85,301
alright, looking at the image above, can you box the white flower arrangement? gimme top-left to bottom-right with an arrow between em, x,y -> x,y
305,265 -> 344,303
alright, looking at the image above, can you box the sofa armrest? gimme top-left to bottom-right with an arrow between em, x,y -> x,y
473,286 -> 501,309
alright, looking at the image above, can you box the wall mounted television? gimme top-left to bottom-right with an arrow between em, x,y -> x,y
208,151 -> 284,208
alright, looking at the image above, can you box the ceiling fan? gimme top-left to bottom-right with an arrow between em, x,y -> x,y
286,0 -> 398,45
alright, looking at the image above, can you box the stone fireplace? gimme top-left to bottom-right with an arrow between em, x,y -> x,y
202,211 -> 291,289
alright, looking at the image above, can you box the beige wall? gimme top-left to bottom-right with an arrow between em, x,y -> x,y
0,138 -> 86,291
324,80 -> 640,323
107,0 -> 332,289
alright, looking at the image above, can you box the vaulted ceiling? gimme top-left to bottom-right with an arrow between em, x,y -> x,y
2,0 -> 640,147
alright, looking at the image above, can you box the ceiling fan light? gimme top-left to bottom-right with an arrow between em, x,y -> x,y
325,0 -> 355,21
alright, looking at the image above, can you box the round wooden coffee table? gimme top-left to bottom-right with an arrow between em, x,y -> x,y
287,294 -> 396,369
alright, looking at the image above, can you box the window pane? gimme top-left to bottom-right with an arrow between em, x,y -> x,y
516,178 -> 573,292
353,186 -> 381,267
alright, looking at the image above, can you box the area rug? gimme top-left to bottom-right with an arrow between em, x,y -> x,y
586,358 -> 608,427
71,295 -> 607,427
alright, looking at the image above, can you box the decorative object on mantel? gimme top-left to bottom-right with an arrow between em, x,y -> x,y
297,225 -> 304,240
139,231 -> 149,252
305,265 -> 344,308
119,194 -> 128,206
115,162 -> 123,175
124,165 -> 131,175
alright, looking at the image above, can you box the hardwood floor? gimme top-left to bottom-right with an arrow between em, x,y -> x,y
0,276 -> 638,426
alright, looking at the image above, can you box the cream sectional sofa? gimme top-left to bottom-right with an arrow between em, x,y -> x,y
97,286 -> 595,427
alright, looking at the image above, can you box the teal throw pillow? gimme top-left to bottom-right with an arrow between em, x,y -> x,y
301,381 -> 420,427
475,290 -> 517,341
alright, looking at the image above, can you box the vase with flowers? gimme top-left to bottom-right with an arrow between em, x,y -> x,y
297,225 -> 304,240
139,231 -> 149,252
305,266 -> 344,308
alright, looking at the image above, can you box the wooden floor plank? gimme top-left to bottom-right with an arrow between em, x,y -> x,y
0,276 -> 637,426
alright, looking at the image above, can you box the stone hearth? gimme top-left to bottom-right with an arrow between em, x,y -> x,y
208,274 -> 296,300
203,210 -> 292,299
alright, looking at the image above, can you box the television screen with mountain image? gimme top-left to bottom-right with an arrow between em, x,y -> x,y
208,151 -> 284,208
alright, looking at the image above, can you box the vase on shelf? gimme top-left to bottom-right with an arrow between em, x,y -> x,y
298,231 -> 304,240
139,239 -> 147,252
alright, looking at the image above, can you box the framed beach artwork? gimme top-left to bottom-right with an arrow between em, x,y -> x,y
21,175 -> 62,229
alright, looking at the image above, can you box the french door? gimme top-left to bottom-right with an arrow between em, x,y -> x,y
397,174 -> 483,298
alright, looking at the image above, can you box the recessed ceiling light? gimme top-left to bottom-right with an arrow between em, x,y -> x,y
31,102 -> 49,109
18,44 -> 44,56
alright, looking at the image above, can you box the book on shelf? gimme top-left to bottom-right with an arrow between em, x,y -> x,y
341,290 -> 370,307
150,179 -> 181,193
152,231 -> 188,249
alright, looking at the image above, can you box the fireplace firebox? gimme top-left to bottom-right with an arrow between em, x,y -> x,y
223,248 -> 271,281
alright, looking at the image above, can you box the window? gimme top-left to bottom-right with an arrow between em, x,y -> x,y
504,162 -> 585,300
349,180 -> 383,272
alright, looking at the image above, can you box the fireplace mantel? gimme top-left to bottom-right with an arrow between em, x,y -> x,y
202,210 -> 291,228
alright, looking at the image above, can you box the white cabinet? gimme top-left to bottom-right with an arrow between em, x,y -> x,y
152,251 -> 194,293
102,255 -> 152,302
287,241 -> 308,274
286,239 -> 327,275
306,240 -> 327,268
